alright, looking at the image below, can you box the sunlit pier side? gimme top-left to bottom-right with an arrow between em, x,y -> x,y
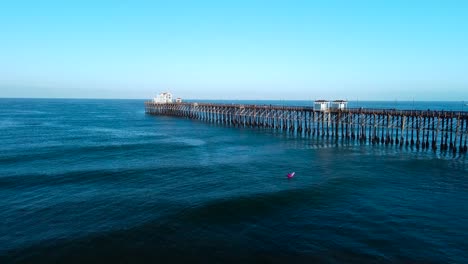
145,101 -> 468,154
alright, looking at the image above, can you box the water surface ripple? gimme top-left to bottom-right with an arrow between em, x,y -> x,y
0,99 -> 466,263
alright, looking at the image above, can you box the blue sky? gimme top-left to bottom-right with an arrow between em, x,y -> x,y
0,0 -> 467,100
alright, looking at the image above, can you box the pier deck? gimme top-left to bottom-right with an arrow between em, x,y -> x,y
145,102 -> 468,154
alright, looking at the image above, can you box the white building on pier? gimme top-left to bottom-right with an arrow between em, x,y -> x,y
153,92 -> 173,103
314,100 -> 330,111
331,100 -> 348,110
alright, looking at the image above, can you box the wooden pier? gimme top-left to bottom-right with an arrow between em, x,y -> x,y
145,102 -> 468,154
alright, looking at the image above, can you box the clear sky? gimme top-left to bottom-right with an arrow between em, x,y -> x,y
0,0 -> 467,100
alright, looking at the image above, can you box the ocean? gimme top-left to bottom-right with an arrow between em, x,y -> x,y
0,99 -> 467,263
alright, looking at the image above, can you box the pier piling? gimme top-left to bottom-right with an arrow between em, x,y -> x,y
145,102 -> 468,155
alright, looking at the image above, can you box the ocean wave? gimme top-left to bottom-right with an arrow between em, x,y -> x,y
10,110 -> 47,115
83,127 -> 165,138
175,176 -> 376,224
0,163 -> 217,190
0,176 -> 378,263
0,141 -> 165,165
0,120 -> 21,129
160,137 -> 206,146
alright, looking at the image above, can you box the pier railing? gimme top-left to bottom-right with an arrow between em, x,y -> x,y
145,102 -> 468,154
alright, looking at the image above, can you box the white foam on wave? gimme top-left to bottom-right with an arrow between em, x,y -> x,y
160,137 -> 206,146
84,127 -> 164,138
13,110 -> 47,115
0,120 -> 63,129
41,121 -> 72,129
94,115 -> 115,118
0,120 -> 21,129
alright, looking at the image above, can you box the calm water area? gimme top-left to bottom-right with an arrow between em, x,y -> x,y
0,99 -> 467,263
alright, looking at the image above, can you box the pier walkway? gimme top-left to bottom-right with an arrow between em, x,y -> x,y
145,102 -> 468,154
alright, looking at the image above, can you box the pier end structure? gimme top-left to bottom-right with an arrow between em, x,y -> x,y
153,92 -> 173,104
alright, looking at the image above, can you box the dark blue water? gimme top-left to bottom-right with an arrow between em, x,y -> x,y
1,99 -> 467,263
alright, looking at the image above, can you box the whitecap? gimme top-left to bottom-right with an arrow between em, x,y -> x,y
83,127 -> 164,138
160,137 -> 206,146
